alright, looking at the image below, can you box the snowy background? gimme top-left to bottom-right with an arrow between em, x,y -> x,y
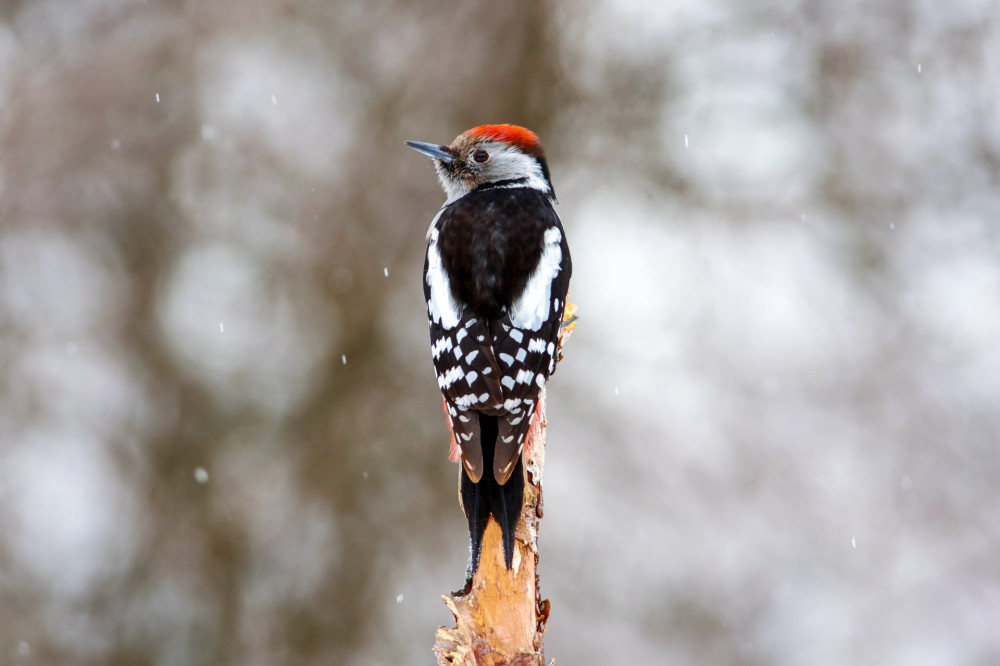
2,0 -> 999,664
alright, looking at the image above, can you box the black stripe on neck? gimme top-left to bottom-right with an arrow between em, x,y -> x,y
474,177 -> 528,192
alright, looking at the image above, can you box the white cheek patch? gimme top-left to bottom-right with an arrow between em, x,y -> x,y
425,227 -> 461,329
489,145 -> 551,195
509,227 -> 562,331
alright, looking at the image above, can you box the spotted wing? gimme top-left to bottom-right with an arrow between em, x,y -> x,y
424,227 -> 504,482
490,222 -> 572,484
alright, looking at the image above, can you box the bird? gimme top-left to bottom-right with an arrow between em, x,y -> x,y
407,124 -> 572,574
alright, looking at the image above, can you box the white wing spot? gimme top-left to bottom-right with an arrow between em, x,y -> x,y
432,337 -> 454,359
499,352 -> 515,366
439,366 -> 464,388
465,349 -> 479,363
455,394 -> 477,407
465,371 -> 479,385
503,398 -> 522,411
515,348 -> 527,362
501,376 -> 516,390
509,329 -> 524,343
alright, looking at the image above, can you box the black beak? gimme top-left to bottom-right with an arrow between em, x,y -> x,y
405,140 -> 455,163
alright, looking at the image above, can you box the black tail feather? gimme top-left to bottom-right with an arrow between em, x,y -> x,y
461,413 -> 524,574
461,458 -> 489,572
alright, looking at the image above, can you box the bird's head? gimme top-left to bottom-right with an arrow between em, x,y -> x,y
406,124 -> 556,204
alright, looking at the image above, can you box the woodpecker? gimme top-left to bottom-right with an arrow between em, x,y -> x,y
407,124 -> 572,573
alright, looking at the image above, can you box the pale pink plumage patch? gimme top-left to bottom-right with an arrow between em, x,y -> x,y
522,400 -> 545,461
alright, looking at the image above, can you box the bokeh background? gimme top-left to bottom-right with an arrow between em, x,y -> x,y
2,0 -> 999,664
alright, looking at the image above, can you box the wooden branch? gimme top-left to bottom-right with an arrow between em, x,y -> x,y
433,302 -> 575,666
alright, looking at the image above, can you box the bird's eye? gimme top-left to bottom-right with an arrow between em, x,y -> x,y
473,149 -> 489,163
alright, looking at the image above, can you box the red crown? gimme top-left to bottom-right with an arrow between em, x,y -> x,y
463,124 -> 543,155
